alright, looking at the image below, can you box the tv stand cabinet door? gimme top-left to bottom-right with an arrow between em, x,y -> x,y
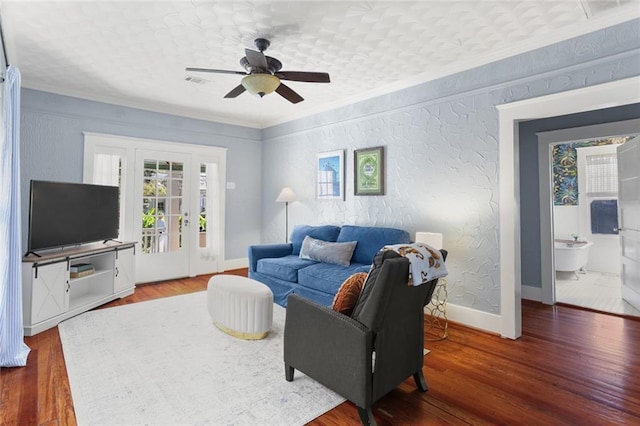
25,262 -> 69,325
114,246 -> 135,293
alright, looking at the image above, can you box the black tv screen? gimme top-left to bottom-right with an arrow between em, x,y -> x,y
28,180 -> 120,252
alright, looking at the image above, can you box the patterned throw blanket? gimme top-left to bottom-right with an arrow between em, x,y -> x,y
382,243 -> 448,286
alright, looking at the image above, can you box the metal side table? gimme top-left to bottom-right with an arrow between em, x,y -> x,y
425,278 -> 448,340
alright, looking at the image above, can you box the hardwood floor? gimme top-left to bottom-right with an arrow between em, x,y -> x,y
2,271 -> 639,425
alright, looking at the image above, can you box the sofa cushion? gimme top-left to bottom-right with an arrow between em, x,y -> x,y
332,272 -> 368,316
336,225 -> 410,265
290,225 -> 341,255
298,262 -> 371,295
299,236 -> 357,266
256,255 -> 317,282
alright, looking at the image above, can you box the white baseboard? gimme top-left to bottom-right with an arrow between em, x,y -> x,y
435,287 -> 541,338
522,285 -> 542,302
222,259 -> 507,337
223,257 -> 248,271
444,303 -> 502,336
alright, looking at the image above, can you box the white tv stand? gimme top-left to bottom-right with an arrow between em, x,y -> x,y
22,241 -> 136,336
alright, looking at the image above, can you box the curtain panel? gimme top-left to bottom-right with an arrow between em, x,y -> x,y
0,66 -> 30,367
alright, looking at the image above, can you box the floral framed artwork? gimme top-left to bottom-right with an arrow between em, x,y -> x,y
354,146 -> 384,195
317,149 -> 345,200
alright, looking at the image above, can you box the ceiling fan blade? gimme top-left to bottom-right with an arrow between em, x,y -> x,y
224,84 -> 246,98
276,71 -> 330,83
276,83 -> 304,104
244,48 -> 268,71
186,67 -> 246,76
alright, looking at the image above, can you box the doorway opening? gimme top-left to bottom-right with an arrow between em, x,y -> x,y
498,77 -> 640,339
537,121 -> 640,317
549,136 -> 639,316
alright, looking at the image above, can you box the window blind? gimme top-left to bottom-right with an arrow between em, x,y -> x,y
585,153 -> 618,195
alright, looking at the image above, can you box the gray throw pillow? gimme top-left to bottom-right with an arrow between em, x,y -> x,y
299,235 -> 357,266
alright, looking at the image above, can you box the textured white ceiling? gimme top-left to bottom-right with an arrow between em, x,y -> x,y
2,1 -> 639,128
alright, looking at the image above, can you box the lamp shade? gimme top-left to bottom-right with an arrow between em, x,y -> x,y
276,187 -> 296,203
415,232 -> 443,250
241,74 -> 281,97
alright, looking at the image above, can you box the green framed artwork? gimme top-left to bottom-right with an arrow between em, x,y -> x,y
354,146 -> 384,195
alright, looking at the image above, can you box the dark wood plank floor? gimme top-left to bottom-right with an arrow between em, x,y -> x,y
2,270 -> 639,425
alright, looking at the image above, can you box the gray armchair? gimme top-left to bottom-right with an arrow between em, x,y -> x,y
284,249 -> 446,425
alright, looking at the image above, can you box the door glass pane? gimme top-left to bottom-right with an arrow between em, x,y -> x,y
141,159 -> 184,254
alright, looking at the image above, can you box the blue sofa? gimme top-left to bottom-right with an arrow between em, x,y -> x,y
248,224 -> 411,306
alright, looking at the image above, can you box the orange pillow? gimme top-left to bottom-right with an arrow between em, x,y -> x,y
332,272 -> 368,316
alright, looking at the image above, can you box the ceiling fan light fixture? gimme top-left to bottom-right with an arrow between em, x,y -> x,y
187,38 -> 327,103
241,73 -> 281,97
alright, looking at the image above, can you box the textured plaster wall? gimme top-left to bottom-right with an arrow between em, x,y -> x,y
261,20 -> 640,315
19,89 -> 262,260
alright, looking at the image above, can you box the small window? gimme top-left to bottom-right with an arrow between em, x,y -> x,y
585,153 -> 618,196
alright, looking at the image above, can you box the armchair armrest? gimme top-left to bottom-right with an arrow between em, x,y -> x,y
284,294 -> 373,408
247,243 -> 293,272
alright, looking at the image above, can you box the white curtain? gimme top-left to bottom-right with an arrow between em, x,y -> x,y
93,153 -> 120,186
0,66 -> 30,367
205,163 -> 219,261
90,150 -> 124,240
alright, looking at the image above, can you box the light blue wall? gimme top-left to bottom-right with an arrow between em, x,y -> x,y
261,19 -> 640,315
19,89 -> 262,260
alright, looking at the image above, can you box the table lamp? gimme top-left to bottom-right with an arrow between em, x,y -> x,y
415,232 -> 443,250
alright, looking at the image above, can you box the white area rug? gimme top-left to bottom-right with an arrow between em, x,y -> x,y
58,291 -> 345,425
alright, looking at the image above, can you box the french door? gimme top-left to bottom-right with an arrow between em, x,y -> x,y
135,150 -> 191,282
84,133 -> 227,284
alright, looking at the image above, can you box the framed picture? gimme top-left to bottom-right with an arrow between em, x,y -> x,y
354,146 -> 385,195
317,149 -> 345,200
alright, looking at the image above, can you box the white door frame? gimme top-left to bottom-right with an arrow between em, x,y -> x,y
83,132 -> 227,282
497,76 -> 640,339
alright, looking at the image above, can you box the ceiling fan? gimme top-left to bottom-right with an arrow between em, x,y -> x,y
186,38 -> 330,104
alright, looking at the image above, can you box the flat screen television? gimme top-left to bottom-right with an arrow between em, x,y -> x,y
27,180 -> 120,253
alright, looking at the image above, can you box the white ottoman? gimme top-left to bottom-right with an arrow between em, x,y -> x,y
207,275 -> 274,340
